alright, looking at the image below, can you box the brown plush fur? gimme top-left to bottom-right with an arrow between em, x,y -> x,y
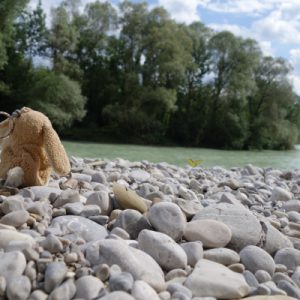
0,107 -> 70,187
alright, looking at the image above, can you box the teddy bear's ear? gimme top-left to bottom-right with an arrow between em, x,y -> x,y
43,124 -> 71,175
0,119 -> 11,141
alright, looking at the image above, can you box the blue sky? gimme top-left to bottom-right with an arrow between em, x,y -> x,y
29,0 -> 300,95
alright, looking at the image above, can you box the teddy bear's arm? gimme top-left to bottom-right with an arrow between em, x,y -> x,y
43,124 -> 71,176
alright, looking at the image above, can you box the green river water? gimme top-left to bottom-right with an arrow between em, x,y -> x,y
64,141 -> 300,170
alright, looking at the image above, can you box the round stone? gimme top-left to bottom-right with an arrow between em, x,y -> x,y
274,248 -> 300,271
204,248 -> 240,266
240,245 -> 276,275
147,202 -> 186,241
184,219 -> 232,248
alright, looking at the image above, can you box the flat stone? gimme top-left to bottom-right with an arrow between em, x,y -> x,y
192,204 -> 262,251
138,229 -> 187,271
0,251 -> 26,281
47,215 -> 108,242
85,239 -> 165,291
184,219 -> 232,248
0,210 -> 29,227
44,262 -> 68,293
113,209 -> 151,239
274,248 -> 300,271
147,202 -> 186,241
240,245 -> 275,275
113,183 -> 147,213
132,280 -> 160,300
180,242 -> 203,267
184,259 -> 250,299
6,275 -> 31,300
204,248 -> 240,266
75,275 -> 104,299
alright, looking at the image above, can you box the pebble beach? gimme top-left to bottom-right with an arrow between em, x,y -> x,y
0,156 -> 300,300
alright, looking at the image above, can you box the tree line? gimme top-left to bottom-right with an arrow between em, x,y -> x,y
1,0 -> 300,150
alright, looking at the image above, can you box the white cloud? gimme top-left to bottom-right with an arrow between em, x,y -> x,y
290,49 -> 300,95
208,23 -> 275,56
157,0 -> 203,24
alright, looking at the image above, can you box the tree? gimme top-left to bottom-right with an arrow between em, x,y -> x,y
204,31 -> 261,148
247,56 -> 298,149
28,68 -> 86,130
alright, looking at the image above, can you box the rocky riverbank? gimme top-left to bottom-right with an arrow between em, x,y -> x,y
0,157 -> 300,300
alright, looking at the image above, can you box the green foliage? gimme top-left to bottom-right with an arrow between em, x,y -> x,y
28,68 -> 86,130
1,0 -> 299,150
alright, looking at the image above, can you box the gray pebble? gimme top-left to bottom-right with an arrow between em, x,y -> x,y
278,279 -> 300,298
274,248 -> 300,271
44,262 -> 68,293
180,242 -> 203,267
255,270 -> 272,283
40,234 -> 63,253
167,282 -> 192,299
75,275 -> 104,299
109,272 -> 134,292
28,289 -> 48,300
132,280 -> 160,300
48,278 -> 76,300
243,270 -> 259,288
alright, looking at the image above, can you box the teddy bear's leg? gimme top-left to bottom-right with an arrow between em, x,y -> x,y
0,147 -> 14,180
19,152 -> 45,187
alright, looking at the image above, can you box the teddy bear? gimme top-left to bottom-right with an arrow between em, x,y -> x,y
0,107 -> 71,187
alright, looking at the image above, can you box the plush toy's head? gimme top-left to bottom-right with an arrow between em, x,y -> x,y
0,107 -> 71,187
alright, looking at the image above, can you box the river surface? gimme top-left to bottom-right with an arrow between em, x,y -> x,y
64,141 -> 300,170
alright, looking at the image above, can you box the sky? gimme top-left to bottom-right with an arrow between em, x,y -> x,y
28,0 -> 300,95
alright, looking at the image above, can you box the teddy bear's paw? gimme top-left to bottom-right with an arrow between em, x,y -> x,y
5,167 -> 24,188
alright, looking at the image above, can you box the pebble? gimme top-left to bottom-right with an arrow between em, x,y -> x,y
86,191 -> 112,215
0,251 -> 26,281
113,209 -> 151,239
1,196 -> 25,213
240,245 -> 276,275
44,262 -> 68,293
274,248 -> 300,271
184,219 -> 232,248
180,242 -> 203,267
184,259 -> 250,299
0,210 -> 29,227
75,275 -> 104,299
203,248 -> 240,266
255,270 -> 272,283
270,187 -> 292,202
112,183 -> 148,213
53,189 -> 81,208
99,291 -> 135,300
40,234 -> 63,253
138,229 -> 188,271
6,275 -> 31,300
147,202 -> 186,241
192,203 -> 262,251
87,239 -> 165,291
109,272 -> 134,292
29,289 -> 48,300
48,278 -> 76,300
277,280 -> 300,298
3,158 -> 300,300
47,215 -> 108,242
132,280 -> 160,300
